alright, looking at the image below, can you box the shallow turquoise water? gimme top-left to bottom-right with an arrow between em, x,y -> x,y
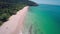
24,4 -> 60,34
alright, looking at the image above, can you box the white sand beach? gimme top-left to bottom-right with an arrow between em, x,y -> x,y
0,6 -> 29,34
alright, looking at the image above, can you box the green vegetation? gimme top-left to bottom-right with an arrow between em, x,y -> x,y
0,0 -> 38,26
0,3 -> 26,25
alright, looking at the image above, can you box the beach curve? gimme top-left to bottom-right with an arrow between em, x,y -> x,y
0,6 -> 29,34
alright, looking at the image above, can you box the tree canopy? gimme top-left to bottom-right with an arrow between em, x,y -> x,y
0,0 -> 38,26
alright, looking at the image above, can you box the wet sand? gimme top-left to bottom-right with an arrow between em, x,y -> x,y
0,6 -> 29,34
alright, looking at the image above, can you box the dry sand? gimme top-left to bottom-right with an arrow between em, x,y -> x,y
0,6 -> 29,34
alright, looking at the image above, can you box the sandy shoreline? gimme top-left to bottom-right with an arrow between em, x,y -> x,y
0,6 -> 29,34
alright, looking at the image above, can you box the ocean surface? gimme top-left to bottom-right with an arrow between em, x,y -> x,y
24,4 -> 60,34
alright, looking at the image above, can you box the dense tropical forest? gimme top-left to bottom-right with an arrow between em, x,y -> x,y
0,0 -> 38,26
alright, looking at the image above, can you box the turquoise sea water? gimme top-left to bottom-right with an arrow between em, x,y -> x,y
24,4 -> 60,34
